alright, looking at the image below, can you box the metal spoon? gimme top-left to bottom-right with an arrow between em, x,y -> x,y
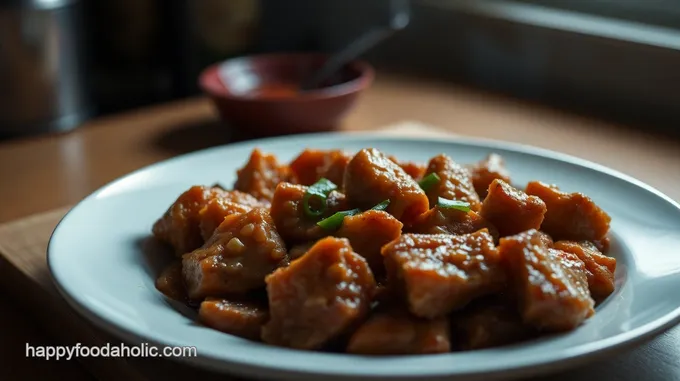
300,0 -> 410,91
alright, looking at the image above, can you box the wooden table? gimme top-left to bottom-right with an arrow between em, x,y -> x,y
1,74 -> 679,380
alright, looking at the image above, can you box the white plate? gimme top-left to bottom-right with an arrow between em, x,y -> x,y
48,133 -> 680,381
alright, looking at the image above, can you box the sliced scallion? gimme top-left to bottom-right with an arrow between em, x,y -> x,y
437,197 -> 471,212
317,208 -> 361,230
418,173 -> 440,192
302,178 -> 338,217
371,199 -> 391,211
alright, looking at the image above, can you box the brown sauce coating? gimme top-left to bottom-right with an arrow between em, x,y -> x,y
151,147 -> 615,355
388,156 -> 427,180
336,210 -> 403,277
423,154 -> 482,212
199,297 -> 269,341
234,148 -> 296,202
155,261 -> 187,302
382,230 -> 506,318
152,186 -> 229,256
500,229 -> 594,331
526,181 -> 611,241
480,179 -> 547,237
554,240 -> 616,300
468,153 -> 511,199
289,149 -> 351,187
451,298 -> 535,350
182,208 -> 289,300
261,237 -> 376,349
409,206 -> 498,240
347,309 -> 450,355
270,182 -> 348,243
344,148 -> 429,224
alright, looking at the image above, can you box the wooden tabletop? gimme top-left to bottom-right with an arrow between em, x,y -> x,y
1,74 -> 679,380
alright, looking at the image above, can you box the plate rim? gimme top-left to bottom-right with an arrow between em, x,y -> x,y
47,132 -> 680,380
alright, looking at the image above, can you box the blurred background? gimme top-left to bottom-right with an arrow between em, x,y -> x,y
1,0 -> 679,138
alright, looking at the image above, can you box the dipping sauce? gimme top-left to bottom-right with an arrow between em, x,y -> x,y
249,83 -> 300,98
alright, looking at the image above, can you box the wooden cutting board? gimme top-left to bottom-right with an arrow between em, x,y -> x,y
1,124 -> 678,381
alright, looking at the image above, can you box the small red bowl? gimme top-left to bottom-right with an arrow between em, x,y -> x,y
199,53 -> 374,136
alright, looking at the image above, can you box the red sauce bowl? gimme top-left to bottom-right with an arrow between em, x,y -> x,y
199,53 -> 374,136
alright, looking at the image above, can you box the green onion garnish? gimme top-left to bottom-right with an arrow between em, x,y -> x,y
302,178 -> 338,217
418,173 -> 440,192
371,199 -> 391,211
437,197 -> 471,212
317,208 -> 361,230
317,200 -> 392,230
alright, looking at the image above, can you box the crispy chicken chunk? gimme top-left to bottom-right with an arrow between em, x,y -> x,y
336,210 -> 403,277
153,186 -> 230,256
344,148 -> 429,224
182,208 -> 289,299
423,154 -> 481,212
500,229 -> 594,331
270,182 -> 348,243
468,153 -> 511,199
347,309 -> 450,355
409,206 -> 498,239
382,230 -> 506,318
451,299 -> 534,350
554,241 -> 616,300
480,179 -> 547,237
234,149 -> 296,202
389,156 -> 427,180
526,181 -> 611,242
199,297 -> 269,340
262,237 -> 376,349
289,149 -> 352,187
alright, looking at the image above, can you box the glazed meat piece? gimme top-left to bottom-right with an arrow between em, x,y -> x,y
289,149 -> 351,187
536,230 -> 554,247
499,229 -> 594,331
592,237 -> 610,253
336,210 -> 403,276
234,148 -> 296,202
554,241 -> 616,300
155,261 -> 187,302
382,230 -> 506,318
199,297 -> 269,341
344,148 -> 429,223
198,199 -> 250,240
347,309 -> 450,355
270,183 -> 348,243
409,206 -> 498,240
480,179 -> 547,237
423,154 -> 481,212
262,237 -> 376,349
468,153 -> 511,199
182,208 -> 289,299
389,156 -> 427,180
153,185 -> 230,256
451,299 -> 534,350
525,181 -> 611,241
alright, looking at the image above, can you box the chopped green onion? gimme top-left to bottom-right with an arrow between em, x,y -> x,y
317,208 -> 361,230
418,173 -> 440,192
371,199 -> 391,211
302,178 -> 338,217
212,182 -> 227,190
437,197 -> 471,212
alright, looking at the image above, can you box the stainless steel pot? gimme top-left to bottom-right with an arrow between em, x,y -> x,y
0,0 -> 90,137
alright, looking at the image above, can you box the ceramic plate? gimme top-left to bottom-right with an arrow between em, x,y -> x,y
48,133 -> 680,381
